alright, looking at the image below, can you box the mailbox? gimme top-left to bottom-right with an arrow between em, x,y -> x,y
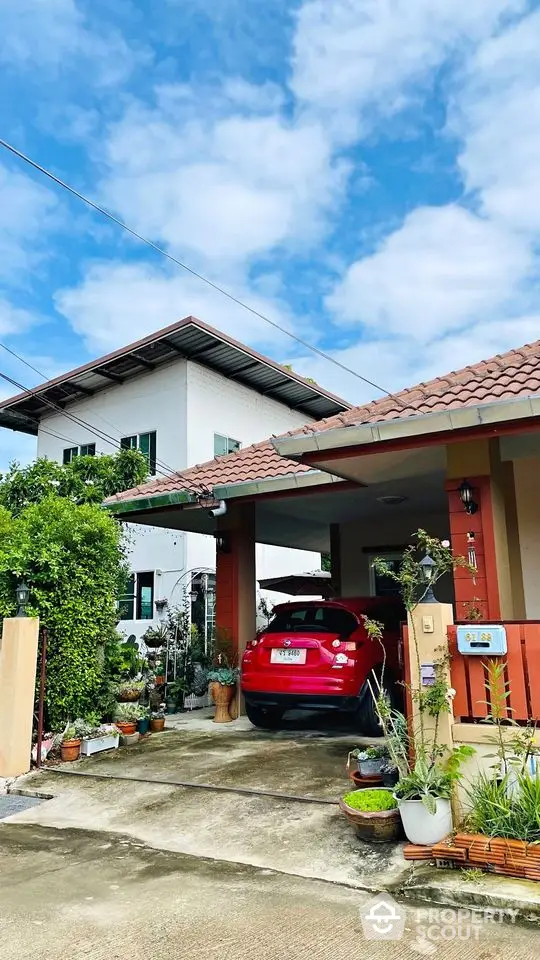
456,624 -> 507,656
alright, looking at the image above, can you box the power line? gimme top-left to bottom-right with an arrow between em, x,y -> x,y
0,367 -> 181,483
0,136 -> 404,404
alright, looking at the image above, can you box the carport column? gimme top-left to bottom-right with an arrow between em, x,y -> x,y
0,617 -> 40,777
407,603 -> 454,752
215,502 -> 256,717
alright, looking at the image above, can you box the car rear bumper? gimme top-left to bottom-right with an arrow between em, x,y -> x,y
242,690 -> 358,712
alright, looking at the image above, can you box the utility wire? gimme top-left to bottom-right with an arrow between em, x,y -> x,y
0,367 -> 181,483
0,136 -> 404,404
0,341 -> 182,477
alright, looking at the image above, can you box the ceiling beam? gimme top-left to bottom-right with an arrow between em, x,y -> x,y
95,368 -> 125,384
130,353 -> 156,370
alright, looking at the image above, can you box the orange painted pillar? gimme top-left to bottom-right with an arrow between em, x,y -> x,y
214,502 -> 256,713
446,476 -> 500,621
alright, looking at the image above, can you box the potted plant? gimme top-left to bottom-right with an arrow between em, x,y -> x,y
142,624 -> 169,649
380,759 -> 399,788
356,746 -> 387,777
116,680 -> 145,703
150,707 -> 166,732
207,666 -> 239,723
137,707 -> 151,735
61,725 -> 82,762
339,788 -> 402,842
364,532 -> 476,845
77,720 -> 120,757
114,702 -> 142,735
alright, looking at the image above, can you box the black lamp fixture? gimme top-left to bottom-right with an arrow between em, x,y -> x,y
458,479 -> 478,515
419,552 -> 437,604
16,580 -> 30,617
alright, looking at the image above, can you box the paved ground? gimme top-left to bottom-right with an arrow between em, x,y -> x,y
1,824 -> 539,960
12,720 -> 408,890
5,710 -> 540,955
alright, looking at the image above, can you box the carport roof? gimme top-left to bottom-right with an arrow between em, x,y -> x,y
106,338 -> 540,510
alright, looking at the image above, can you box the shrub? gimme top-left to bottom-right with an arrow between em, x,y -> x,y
342,789 -> 397,812
0,497 -> 128,728
467,771 -> 540,842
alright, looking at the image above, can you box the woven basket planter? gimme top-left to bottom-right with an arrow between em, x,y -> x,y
339,793 -> 402,843
431,833 -> 540,881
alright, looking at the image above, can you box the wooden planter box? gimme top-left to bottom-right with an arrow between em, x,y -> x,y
80,733 -> 120,756
431,833 -> 540,881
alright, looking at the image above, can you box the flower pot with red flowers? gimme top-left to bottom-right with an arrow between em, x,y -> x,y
208,667 -> 239,723
61,725 -> 81,762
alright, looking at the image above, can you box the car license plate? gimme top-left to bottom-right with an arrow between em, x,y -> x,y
270,648 -> 307,664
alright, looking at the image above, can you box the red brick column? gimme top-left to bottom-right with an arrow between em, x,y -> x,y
446,476 -> 501,621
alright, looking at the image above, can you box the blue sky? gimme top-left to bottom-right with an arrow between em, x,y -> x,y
1,0 -> 540,467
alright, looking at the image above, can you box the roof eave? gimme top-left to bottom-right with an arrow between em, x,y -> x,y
272,396 -> 540,460
104,489 -> 197,515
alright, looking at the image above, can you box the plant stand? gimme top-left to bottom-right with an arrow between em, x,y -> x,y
210,682 -> 235,723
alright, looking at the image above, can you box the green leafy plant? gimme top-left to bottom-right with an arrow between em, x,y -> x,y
62,725 -> 78,743
357,745 -> 387,761
363,531 -> 476,812
207,667 -> 239,686
342,789 -> 397,812
151,708 -> 166,720
115,680 -> 145,699
114,702 -> 144,722
466,771 -> 540,842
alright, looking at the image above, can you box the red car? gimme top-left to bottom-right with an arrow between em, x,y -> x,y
241,597 -> 404,734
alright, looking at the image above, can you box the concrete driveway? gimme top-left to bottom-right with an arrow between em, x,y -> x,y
10,713 -> 409,891
2,824 -> 538,960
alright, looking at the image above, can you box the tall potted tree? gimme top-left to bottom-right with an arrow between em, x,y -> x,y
364,531 -> 475,846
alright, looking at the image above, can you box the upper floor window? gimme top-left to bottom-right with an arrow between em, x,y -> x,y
63,443 -> 96,464
214,433 -> 241,457
121,431 -> 157,475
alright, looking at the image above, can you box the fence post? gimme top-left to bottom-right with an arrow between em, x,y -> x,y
0,617 -> 40,778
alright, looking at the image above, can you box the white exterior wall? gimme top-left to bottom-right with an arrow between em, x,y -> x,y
36,357 -> 320,640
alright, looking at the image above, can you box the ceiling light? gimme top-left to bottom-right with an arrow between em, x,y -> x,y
377,495 -> 407,506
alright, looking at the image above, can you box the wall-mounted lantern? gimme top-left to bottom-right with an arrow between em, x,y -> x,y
458,479 -> 478,515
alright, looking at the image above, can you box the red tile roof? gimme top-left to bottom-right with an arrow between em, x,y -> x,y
107,339 -> 540,505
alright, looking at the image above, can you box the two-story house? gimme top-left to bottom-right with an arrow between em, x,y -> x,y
0,316 -> 350,642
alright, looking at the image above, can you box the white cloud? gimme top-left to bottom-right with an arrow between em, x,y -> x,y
99,87 -> 349,265
453,7 -> 540,234
328,205 -> 532,338
0,0 -> 148,85
291,0 -> 525,136
0,163 -> 58,282
54,260 -> 299,355
0,299 -> 41,336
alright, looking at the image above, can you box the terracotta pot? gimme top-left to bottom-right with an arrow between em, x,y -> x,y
61,738 -> 81,762
116,721 -> 137,735
155,676 -> 166,685
150,718 -> 165,732
209,681 -> 235,723
117,691 -> 141,702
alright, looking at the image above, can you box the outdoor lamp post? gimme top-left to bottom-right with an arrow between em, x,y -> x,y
16,580 -> 30,617
419,553 -> 437,603
458,479 -> 478,515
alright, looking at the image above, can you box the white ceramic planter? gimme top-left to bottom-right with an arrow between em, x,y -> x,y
397,797 -> 452,845
80,733 -> 119,756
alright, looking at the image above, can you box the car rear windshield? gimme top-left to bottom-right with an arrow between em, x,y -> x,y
265,605 -> 358,637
